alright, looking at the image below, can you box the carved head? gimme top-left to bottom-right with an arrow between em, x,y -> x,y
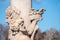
29,8 -> 45,22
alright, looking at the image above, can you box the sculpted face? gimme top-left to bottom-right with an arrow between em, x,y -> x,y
29,9 -> 44,22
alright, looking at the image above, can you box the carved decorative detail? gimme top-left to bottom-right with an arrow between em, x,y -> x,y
6,1 -> 44,40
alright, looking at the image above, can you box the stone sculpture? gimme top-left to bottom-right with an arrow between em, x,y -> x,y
6,0 -> 45,40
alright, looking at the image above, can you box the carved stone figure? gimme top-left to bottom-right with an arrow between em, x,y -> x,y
6,0 -> 44,40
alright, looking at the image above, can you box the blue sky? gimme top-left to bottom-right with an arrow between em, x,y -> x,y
0,0 -> 60,32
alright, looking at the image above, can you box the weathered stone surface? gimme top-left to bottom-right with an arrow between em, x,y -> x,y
6,0 -> 44,40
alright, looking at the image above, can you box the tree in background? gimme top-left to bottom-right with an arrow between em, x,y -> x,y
34,28 -> 60,40
0,24 -> 8,40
